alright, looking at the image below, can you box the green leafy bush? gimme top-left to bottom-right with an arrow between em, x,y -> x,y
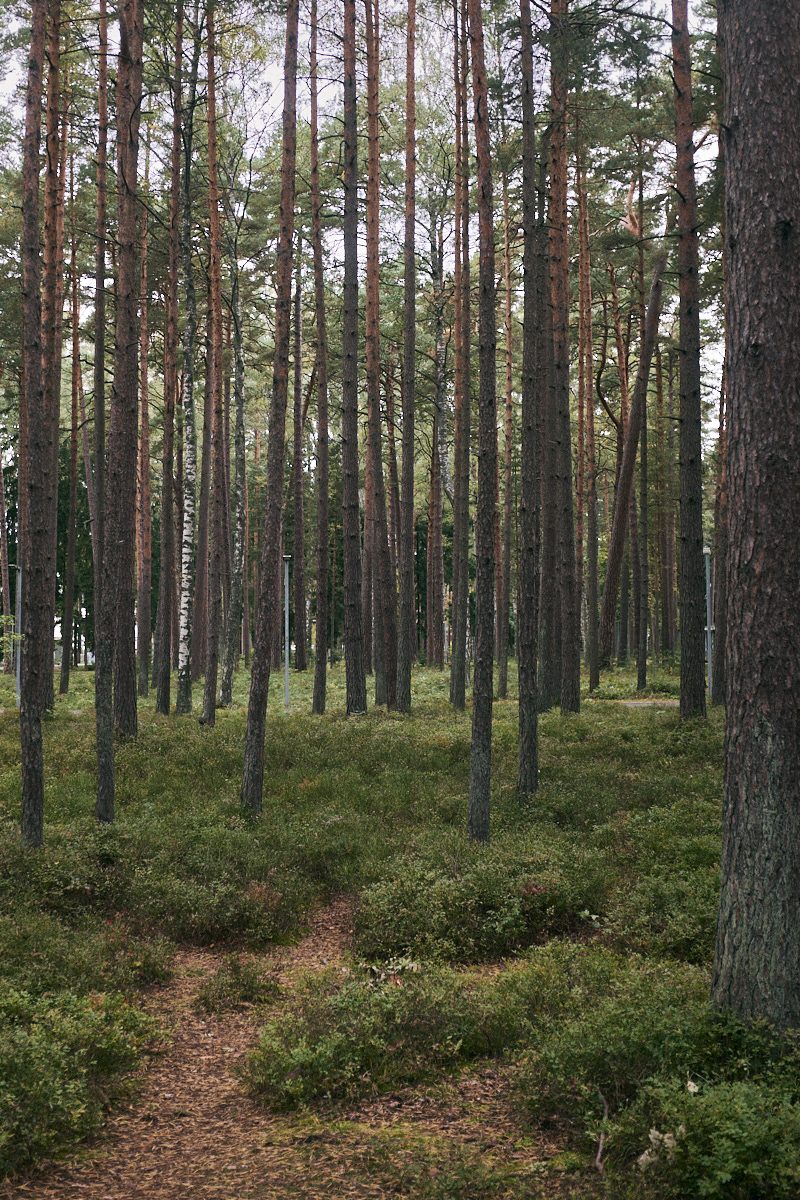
613,1078 -> 800,1199
247,963 -> 527,1108
354,838 -> 608,964
0,986 -> 152,1176
513,945 -> 800,1199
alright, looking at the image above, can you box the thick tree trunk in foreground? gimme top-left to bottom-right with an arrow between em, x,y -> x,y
467,0 -> 497,843
310,0 -> 329,714
712,0 -> 800,1029
672,0 -> 706,719
340,0 -> 366,716
713,0 -> 800,1021
95,0 -> 143,821
517,0 -> 541,796
20,0 -> 48,846
240,0 -> 299,814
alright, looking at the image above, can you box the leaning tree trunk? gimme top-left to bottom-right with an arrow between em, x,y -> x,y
711,0 -> 800,1030
672,0 -> 706,719
467,0 -> 497,843
240,0 -> 299,814
598,253 -> 667,665
340,0 -> 366,716
20,0 -> 49,846
95,0 -> 144,821
309,0 -> 330,714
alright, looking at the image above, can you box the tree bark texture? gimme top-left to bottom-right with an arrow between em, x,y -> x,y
711,0 -> 800,1029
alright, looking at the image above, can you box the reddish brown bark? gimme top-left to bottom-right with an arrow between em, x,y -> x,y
20,0 -> 49,845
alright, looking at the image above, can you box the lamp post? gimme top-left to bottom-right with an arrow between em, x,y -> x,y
703,545 -> 713,696
283,554 -> 291,711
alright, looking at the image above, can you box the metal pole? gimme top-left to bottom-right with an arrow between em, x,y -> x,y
703,546 -> 713,696
283,554 -> 291,711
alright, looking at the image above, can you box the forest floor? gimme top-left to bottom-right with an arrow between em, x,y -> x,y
0,892 -> 596,1200
5,663 -> 785,1200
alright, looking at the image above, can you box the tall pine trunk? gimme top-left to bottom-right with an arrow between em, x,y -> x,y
497,173 -> 513,700
136,148 -> 152,697
550,0 -> 580,714
672,0 -> 706,718
202,0 -> 225,727
93,0 -> 108,630
310,0 -> 330,714
291,240 -> 307,671
449,0 -> 471,710
367,0 -> 398,700
467,0 -> 497,842
577,156 -> 599,692
219,232 -> 247,706
155,1 -> 182,715
517,0 -> 541,795
95,0 -> 144,820
340,0 -> 366,715
240,0 -> 299,812
396,0 -> 416,712
176,18 -> 202,716
20,0 -> 49,846
60,157 -> 79,696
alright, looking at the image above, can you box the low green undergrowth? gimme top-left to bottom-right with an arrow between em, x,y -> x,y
513,945 -> 800,1199
0,662 -> 736,1191
0,985 -> 152,1176
246,961 -> 525,1107
195,954 -> 279,1013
